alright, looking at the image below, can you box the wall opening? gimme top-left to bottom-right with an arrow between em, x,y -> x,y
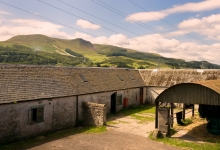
140,87 -> 143,105
111,92 -> 117,113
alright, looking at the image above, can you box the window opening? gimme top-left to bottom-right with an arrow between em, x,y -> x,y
80,74 -> 88,82
28,106 -> 44,125
117,75 -> 123,81
129,74 -> 134,80
116,95 -> 122,106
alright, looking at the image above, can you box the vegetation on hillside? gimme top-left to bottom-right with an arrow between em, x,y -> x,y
0,45 -> 88,66
1,34 -> 220,69
65,48 -> 84,57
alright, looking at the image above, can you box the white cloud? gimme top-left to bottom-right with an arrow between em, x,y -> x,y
76,19 -> 101,29
126,11 -> 168,22
126,0 -> 220,22
72,31 -> 220,64
109,34 -> 130,45
0,10 -> 10,15
0,19 -> 73,41
178,14 -> 220,40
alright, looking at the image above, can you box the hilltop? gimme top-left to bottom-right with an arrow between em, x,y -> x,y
0,34 -> 219,69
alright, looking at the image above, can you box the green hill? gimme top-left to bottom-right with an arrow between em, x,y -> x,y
0,34 -> 219,69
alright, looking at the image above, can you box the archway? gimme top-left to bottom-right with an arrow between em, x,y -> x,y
155,80 -> 220,135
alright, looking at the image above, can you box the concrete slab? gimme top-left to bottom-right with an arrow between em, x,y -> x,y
171,129 -> 199,142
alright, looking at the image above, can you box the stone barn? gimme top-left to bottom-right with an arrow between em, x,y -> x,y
1,65 -> 220,143
0,65 -> 147,143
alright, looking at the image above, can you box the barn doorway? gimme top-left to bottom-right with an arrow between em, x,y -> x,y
155,81 -> 220,137
140,87 -> 143,105
111,92 -> 117,113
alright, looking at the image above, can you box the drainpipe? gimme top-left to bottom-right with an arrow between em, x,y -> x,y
76,95 -> 79,126
155,101 -> 159,128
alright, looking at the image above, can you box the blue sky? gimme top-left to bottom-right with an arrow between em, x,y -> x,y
0,0 -> 220,64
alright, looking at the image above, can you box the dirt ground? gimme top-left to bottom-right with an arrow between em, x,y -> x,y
28,130 -> 179,150
173,113 -> 220,142
4,111 -> 180,150
3,107 -> 218,150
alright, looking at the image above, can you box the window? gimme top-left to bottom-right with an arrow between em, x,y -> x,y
117,75 -> 123,81
116,95 -> 122,106
80,74 -> 88,82
28,105 -> 44,125
129,74 -> 134,80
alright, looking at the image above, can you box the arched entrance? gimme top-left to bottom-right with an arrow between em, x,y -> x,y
155,80 -> 220,135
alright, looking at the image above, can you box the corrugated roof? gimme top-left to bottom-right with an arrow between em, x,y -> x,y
196,80 -> 220,94
156,80 -> 220,106
0,65 -> 146,104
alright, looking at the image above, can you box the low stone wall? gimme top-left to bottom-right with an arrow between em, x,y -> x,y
82,102 -> 106,126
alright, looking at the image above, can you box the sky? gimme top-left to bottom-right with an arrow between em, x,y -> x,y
0,0 -> 220,64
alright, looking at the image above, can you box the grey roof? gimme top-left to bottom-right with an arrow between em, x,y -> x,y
139,69 -> 220,87
0,65 -> 146,104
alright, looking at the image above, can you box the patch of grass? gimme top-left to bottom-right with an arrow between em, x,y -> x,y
149,132 -> 220,150
181,118 -> 193,126
131,114 -> 154,123
0,126 -> 106,150
121,103 -> 156,116
169,128 -> 177,136
106,121 -> 119,125
118,120 -> 129,124
83,126 -> 107,133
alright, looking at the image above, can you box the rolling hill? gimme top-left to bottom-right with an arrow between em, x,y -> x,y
0,34 -> 219,69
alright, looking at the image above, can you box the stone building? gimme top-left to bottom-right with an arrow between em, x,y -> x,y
1,65 -> 220,143
0,65 -> 146,143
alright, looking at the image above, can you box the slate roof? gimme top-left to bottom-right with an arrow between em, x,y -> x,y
0,65 -> 146,104
139,69 -> 220,87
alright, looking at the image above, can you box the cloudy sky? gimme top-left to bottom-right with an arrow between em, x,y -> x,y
0,0 -> 220,64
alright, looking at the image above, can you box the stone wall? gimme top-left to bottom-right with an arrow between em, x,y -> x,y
78,88 -> 146,120
0,96 -> 76,143
78,92 -> 111,120
146,87 -> 167,104
82,102 -> 106,126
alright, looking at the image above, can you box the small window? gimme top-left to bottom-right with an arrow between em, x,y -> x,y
117,75 -> 123,81
28,106 -> 44,125
116,95 -> 122,106
80,74 -> 88,82
129,74 -> 134,80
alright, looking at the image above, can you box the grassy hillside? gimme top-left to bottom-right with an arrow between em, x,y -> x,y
1,34 -> 220,69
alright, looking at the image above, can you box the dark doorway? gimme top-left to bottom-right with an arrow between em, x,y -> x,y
140,88 -> 143,105
111,92 -> 117,113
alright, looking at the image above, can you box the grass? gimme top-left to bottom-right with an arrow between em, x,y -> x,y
106,121 -> 119,125
121,103 -> 156,115
0,126 -> 106,150
83,126 -> 107,133
149,132 -> 220,150
181,118 -> 193,126
131,114 -> 155,123
119,103 -> 155,123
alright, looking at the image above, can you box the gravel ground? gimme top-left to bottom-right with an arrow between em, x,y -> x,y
29,130 -> 179,150
25,112 -> 180,150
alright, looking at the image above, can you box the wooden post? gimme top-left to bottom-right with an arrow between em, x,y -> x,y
171,103 -> 174,128
155,102 -> 159,128
192,104 -> 194,117
183,103 -> 186,120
